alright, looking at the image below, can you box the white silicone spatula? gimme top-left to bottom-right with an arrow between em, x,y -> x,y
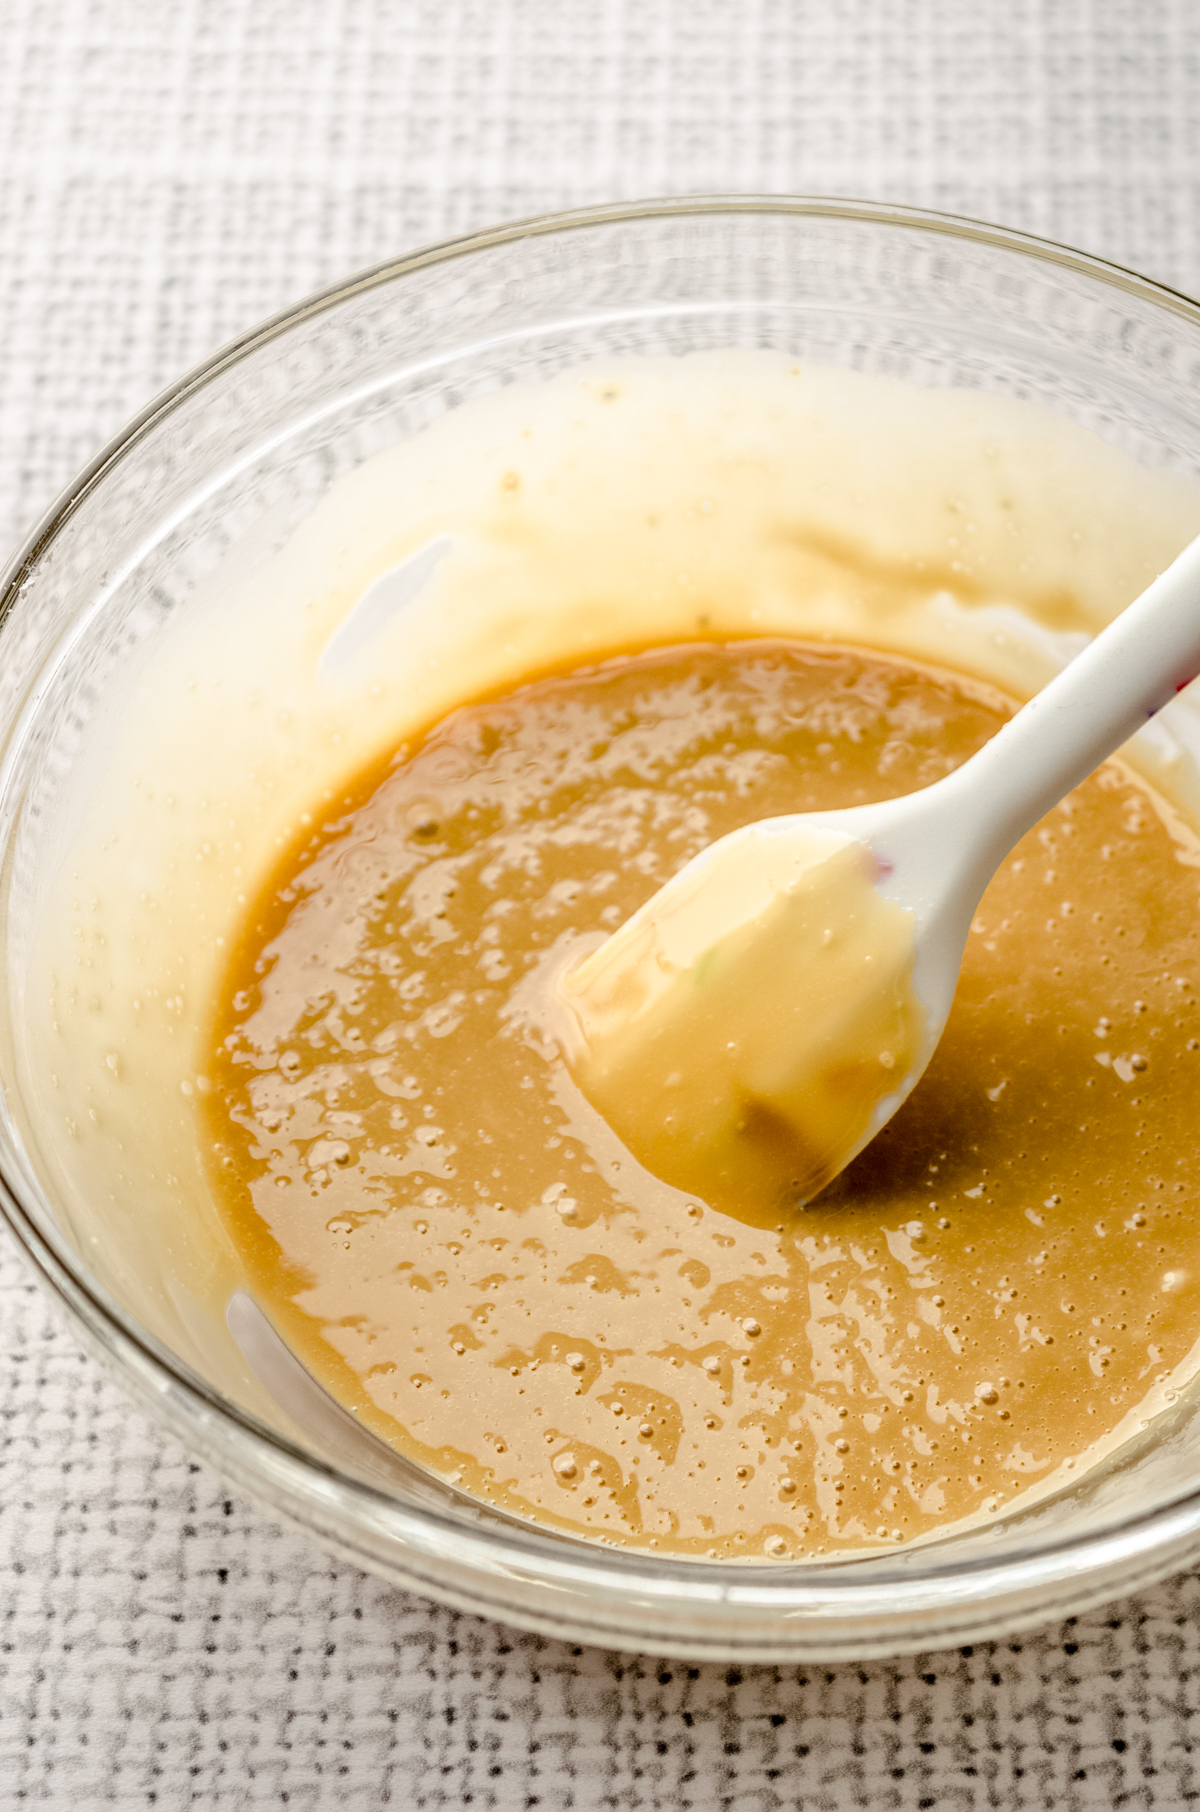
557,534 -> 1200,1215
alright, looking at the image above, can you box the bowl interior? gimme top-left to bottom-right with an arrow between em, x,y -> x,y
6,201 -> 1200,1655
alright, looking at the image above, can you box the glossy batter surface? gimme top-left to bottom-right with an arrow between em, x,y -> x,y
203,640 -> 1200,1557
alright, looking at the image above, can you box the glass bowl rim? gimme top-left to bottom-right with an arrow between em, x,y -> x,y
5,191 -> 1200,1619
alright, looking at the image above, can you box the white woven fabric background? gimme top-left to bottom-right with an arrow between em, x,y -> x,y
5,2 -> 1200,1805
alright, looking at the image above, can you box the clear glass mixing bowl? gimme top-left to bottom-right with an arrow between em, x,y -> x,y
5,198 -> 1200,1662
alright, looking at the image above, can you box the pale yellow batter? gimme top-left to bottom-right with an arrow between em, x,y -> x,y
557,819 -> 924,1220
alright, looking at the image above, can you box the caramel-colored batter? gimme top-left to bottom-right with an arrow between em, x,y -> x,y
203,639 -> 1200,1557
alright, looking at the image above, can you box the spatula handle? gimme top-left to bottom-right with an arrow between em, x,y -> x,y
947,531 -> 1200,862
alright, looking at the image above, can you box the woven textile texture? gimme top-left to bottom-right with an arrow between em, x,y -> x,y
5,2 -> 1200,1805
